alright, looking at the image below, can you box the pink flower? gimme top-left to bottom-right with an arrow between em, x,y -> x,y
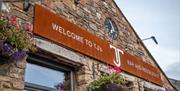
15,24 -> 20,31
9,16 -> 17,26
8,15 -> 20,31
114,66 -> 122,73
24,22 -> 33,32
108,65 -> 115,74
165,88 -> 168,91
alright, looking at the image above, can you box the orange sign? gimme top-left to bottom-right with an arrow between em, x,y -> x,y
34,4 -> 115,66
34,4 -> 162,86
121,52 -> 162,85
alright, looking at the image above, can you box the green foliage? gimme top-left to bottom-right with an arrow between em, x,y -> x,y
0,19 -> 7,38
0,18 -> 36,52
89,72 -> 126,90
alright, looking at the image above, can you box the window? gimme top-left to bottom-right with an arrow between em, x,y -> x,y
24,55 -> 75,91
104,18 -> 118,40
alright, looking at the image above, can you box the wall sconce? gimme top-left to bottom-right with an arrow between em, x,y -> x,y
23,0 -> 32,12
141,36 -> 158,44
74,0 -> 80,5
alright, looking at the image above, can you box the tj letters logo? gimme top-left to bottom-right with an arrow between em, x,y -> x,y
110,45 -> 124,67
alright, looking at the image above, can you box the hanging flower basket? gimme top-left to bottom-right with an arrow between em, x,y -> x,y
90,83 -> 128,91
0,15 -> 36,62
0,40 -> 27,61
89,72 -> 128,91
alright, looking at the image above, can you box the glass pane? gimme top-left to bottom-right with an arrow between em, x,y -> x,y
25,63 -> 71,91
105,19 -> 112,31
104,18 -> 118,39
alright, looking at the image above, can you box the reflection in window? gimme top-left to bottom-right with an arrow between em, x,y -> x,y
25,63 -> 71,91
104,18 -> 118,39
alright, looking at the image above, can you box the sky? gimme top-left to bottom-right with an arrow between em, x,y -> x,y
25,63 -> 65,89
115,0 -> 180,80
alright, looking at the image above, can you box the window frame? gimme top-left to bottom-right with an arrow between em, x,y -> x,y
104,18 -> 118,40
24,54 -> 76,91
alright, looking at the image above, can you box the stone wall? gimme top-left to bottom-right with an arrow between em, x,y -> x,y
0,0 -> 175,91
0,57 -> 26,91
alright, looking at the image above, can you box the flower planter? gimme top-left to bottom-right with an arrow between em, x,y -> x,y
90,83 -> 128,91
89,71 -> 127,91
0,15 -> 36,63
0,40 -> 27,62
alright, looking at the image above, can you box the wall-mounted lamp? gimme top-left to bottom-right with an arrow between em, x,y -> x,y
141,36 -> 158,45
23,0 -> 31,12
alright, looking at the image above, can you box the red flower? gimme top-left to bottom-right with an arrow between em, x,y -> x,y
8,15 -> 20,31
114,66 -> 122,73
9,16 -> 17,26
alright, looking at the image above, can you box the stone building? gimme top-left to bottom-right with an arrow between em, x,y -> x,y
169,78 -> 180,91
0,0 -> 177,91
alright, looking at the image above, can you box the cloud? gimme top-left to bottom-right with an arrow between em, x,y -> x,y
165,61 -> 180,80
144,42 -> 180,80
114,0 -> 180,80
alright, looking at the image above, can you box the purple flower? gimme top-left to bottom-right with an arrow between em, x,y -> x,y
2,43 -> 14,56
11,50 -> 26,61
106,83 -> 116,91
